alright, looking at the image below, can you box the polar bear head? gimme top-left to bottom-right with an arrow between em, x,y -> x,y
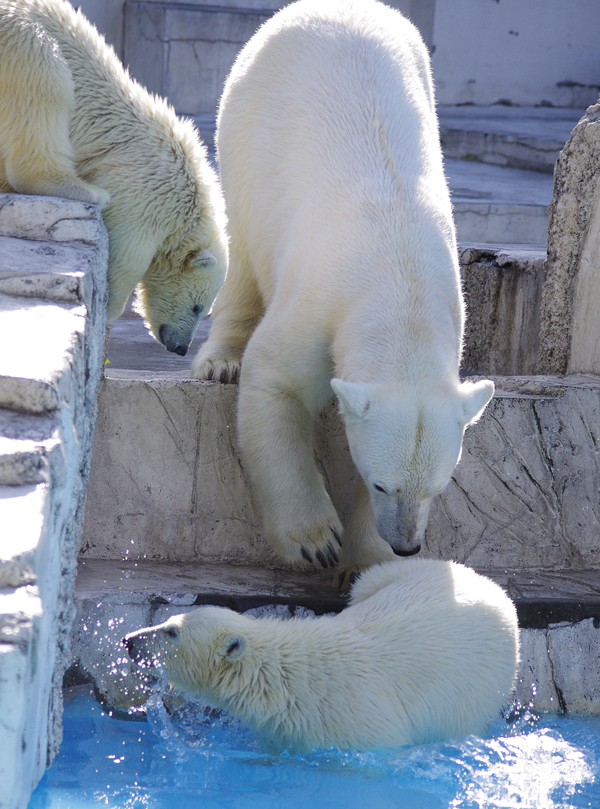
124,607 -> 252,699
135,240 -> 227,357
331,378 -> 494,556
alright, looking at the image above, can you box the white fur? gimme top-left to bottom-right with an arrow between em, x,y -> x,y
126,559 -> 520,752
191,0 -> 494,575
0,0 -> 227,353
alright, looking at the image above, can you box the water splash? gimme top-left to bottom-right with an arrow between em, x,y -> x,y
30,694 -> 600,809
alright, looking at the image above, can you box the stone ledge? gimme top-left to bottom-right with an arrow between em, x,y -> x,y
82,374 -> 600,573
441,127 -> 563,173
0,485 -> 47,588
73,558 -> 600,629
0,194 -> 104,244
0,193 -> 108,809
438,106 -> 584,173
0,294 -> 88,414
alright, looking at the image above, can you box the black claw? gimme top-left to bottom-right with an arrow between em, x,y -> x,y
337,571 -> 346,590
326,542 -> 338,566
231,366 -> 239,383
332,528 -> 342,547
315,549 -> 328,568
301,547 -> 313,564
219,368 -> 229,383
206,367 -> 214,381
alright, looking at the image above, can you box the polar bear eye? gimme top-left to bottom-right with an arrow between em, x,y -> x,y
165,627 -> 179,639
192,304 -> 203,315
374,484 -> 387,494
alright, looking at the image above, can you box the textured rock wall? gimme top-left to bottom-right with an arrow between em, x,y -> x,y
0,195 -> 108,809
81,373 -> 600,574
460,247 -> 546,376
538,101 -> 600,373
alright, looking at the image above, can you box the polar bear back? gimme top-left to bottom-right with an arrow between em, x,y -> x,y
292,558 -> 519,749
217,0 -> 456,320
343,558 -> 519,745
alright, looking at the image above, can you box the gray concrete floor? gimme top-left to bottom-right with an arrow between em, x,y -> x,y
446,157 -> 554,205
438,105 -> 584,143
106,312 -> 211,372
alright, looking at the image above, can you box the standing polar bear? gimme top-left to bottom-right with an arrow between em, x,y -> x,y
192,0 -> 494,577
0,0 -> 227,355
125,559 -> 520,752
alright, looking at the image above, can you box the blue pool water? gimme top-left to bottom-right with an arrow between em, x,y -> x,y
29,691 -> 600,809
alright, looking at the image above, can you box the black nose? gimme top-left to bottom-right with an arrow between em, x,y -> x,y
393,545 -> 421,557
158,325 -> 189,355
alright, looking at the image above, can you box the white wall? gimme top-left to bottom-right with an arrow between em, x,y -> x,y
75,0 -> 599,108
431,0 -> 600,107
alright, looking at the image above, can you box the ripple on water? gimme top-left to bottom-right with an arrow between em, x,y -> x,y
29,690 -> 600,809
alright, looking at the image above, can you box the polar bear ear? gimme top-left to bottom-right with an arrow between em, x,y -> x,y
191,250 -> 216,272
331,379 -> 372,420
459,379 -> 495,426
218,634 -> 247,662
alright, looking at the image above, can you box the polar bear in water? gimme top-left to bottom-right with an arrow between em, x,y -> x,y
125,559 -> 519,752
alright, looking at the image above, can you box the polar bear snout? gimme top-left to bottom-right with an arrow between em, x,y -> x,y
374,498 -> 430,556
123,628 -> 162,669
158,324 -> 190,356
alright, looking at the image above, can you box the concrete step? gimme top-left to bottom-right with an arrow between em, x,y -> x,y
439,105 -> 584,173
447,158 -> 553,245
67,558 -> 600,717
0,408 -> 61,485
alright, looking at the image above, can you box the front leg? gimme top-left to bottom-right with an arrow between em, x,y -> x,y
334,474 -> 395,590
238,363 -> 342,569
191,243 -> 263,383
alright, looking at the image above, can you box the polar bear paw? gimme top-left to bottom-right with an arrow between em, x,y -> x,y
274,519 -> 343,570
334,564 -> 364,592
48,179 -> 111,209
191,356 -> 241,383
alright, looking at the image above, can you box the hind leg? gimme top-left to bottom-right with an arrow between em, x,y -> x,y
0,22 -> 109,207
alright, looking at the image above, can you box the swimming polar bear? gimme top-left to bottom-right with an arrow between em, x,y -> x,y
191,0 -> 494,578
125,558 -> 519,752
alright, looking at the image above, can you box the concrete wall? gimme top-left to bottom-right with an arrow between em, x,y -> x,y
0,195 -> 108,809
76,0 -> 598,111
431,0 -> 600,108
81,373 -> 600,574
77,0 -> 434,62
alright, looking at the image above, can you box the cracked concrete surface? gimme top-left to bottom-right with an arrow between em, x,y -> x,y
517,619 -> 600,713
82,373 -> 600,574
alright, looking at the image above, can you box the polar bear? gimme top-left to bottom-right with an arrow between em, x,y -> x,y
0,0 -> 227,355
191,0 -> 494,578
124,559 -> 520,752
